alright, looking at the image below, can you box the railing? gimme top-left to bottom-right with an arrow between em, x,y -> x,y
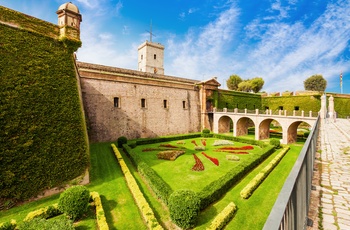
262,115 -> 320,230
213,108 -> 319,118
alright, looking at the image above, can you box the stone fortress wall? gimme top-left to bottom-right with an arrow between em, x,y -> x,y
77,62 -> 203,142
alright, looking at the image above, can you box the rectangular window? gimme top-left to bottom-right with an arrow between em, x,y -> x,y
141,98 -> 146,108
154,54 -> 157,59
163,100 -> 168,108
183,101 -> 186,109
114,97 -> 120,108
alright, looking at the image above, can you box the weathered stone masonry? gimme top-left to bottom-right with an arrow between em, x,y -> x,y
77,62 -> 206,142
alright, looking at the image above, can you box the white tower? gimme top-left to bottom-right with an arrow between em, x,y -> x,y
138,41 -> 164,75
56,2 -> 82,40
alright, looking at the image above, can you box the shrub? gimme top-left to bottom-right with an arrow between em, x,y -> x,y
0,220 -> 16,230
157,150 -> 185,161
111,144 -> 163,229
18,217 -> 74,230
194,146 -> 205,151
304,131 -> 310,138
117,136 -> 128,148
202,128 -> 211,137
24,203 -> 62,221
213,139 -> 234,146
269,138 -> 280,149
240,146 -> 290,199
90,192 -> 108,230
226,155 -> 240,161
58,185 -> 90,221
198,144 -> 275,210
169,190 -> 201,229
208,202 -> 237,230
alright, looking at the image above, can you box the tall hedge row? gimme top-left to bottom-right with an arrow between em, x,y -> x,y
214,90 -> 262,110
0,12 -> 88,201
261,95 -> 321,112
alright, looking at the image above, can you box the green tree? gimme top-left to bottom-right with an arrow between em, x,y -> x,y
237,81 -> 252,92
226,74 -> 242,90
304,74 -> 327,91
250,77 -> 265,93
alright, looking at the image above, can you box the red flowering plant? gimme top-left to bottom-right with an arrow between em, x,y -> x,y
201,139 -> 207,147
192,154 -> 204,171
191,140 -> 198,146
201,152 -> 219,166
159,144 -> 178,148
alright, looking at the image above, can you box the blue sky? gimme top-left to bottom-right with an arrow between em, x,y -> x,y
1,0 -> 350,94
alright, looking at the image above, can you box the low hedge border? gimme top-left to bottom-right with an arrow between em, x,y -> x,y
132,133 -> 202,146
0,219 -> 16,230
240,146 -> 290,199
8,192 -> 108,230
24,203 -> 62,222
207,202 -> 237,230
90,192 -> 109,230
111,144 -> 163,230
123,144 -> 173,204
198,143 -> 275,210
124,134 -> 275,210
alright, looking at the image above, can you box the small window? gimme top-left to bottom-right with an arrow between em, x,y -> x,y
163,100 -> 168,108
154,54 -> 156,59
141,54 -> 143,60
294,106 -> 300,111
279,106 -> 284,110
141,98 -> 146,108
183,101 -> 186,109
114,97 -> 120,108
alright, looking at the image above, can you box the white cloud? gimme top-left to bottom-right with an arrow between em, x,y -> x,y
166,4 -> 240,80
163,0 -> 350,93
115,1 -> 123,17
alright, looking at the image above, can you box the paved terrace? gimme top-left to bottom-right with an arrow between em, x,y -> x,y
313,118 -> 350,230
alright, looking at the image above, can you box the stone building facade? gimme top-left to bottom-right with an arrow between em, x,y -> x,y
77,62 -> 218,142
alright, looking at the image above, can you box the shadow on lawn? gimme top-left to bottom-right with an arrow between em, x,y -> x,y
100,195 -> 117,230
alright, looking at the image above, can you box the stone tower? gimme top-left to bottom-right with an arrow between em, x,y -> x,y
138,41 -> 164,74
56,2 -> 82,40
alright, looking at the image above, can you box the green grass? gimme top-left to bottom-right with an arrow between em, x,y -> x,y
133,138 -> 261,192
0,138 -> 304,229
0,142 -> 146,230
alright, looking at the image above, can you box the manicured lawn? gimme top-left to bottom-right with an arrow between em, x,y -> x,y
0,137 -> 304,229
0,142 -> 146,230
133,138 -> 261,192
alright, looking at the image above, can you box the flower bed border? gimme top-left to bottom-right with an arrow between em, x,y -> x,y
111,144 -> 163,230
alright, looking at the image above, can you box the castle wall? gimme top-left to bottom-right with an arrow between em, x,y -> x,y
77,62 -> 202,142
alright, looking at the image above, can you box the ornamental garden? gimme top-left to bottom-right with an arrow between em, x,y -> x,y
0,129 -> 306,229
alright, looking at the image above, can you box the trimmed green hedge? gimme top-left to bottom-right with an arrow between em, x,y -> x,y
261,95 -> 321,112
111,144 -> 163,230
124,134 -> 275,211
133,133 -> 202,146
0,9 -> 88,201
123,144 -> 173,204
215,90 -> 262,110
334,96 -> 350,117
168,190 -> 201,229
198,141 -> 275,210
207,202 -> 237,230
240,146 -> 290,199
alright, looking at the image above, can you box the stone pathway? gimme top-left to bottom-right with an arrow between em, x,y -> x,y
318,118 -> 350,230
